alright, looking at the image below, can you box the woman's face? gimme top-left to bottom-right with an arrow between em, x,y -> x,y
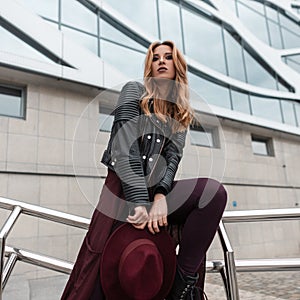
151,45 -> 175,80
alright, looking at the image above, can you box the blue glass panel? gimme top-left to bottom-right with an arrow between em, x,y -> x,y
158,0 -> 183,51
223,30 -> 246,81
243,50 -> 277,90
238,0 -> 264,14
281,100 -> 297,126
99,19 -> 146,52
295,102 -> 300,126
190,127 -> 214,147
268,20 -> 283,49
99,113 -> 114,132
278,12 -> 300,34
285,55 -> 300,74
62,26 -> 98,55
105,0 -> 159,38
188,73 -> 231,109
237,1 -> 269,45
281,28 -> 300,49
231,90 -> 251,114
182,10 -> 226,74
250,95 -> 282,123
265,5 -> 278,23
61,0 -> 97,34
0,88 -> 22,117
252,139 -> 269,155
101,40 -> 145,80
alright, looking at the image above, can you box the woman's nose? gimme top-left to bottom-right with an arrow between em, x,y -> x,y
159,57 -> 165,63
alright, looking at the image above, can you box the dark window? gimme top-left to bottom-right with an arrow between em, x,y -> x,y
0,84 -> 25,118
251,134 -> 274,156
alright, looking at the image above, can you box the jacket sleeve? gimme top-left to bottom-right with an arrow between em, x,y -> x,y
154,130 -> 187,195
110,81 -> 149,208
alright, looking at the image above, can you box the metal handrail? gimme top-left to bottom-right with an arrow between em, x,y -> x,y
0,196 -> 300,300
0,197 -> 90,229
223,207 -> 300,222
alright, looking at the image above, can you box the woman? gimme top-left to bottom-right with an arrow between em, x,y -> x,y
61,40 -> 227,300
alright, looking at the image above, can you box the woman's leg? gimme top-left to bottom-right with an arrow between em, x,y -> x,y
167,177 -> 227,275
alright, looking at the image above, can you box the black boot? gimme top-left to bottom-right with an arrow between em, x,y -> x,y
166,266 -> 199,300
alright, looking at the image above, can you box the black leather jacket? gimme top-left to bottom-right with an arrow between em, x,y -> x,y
101,81 -> 187,209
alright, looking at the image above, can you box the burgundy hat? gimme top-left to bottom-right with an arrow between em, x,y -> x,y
100,223 -> 176,300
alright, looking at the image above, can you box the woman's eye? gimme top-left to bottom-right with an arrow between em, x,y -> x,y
166,55 -> 173,60
152,57 -> 159,62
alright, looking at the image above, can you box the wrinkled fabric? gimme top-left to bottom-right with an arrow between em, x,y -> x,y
61,169 -> 125,300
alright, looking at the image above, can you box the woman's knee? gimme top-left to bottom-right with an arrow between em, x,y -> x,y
196,178 -> 227,210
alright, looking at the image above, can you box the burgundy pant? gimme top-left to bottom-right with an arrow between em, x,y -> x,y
167,177 -> 227,275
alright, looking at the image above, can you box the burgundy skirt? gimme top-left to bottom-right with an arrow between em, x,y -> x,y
61,169 -> 126,300
61,169 -> 206,300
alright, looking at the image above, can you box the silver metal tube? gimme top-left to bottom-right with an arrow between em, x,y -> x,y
235,258 -> 300,272
225,251 -> 240,300
0,206 -> 22,300
218,222 -> 240,300
0,197 -> 90,229
223,208 -> 300,223
5,246 -> 73,275
2,253 -> 18,289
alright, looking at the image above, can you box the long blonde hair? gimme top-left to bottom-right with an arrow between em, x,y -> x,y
141,40 -> 193,132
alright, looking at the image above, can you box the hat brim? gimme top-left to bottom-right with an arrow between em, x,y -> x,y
101,223 -> 176,300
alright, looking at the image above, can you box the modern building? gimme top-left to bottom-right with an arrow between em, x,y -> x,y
0,0 -> 299,298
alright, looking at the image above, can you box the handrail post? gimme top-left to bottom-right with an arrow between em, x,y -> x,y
2,253 -> 18,289
0,206 -> 22,300
218,221 -> 239,300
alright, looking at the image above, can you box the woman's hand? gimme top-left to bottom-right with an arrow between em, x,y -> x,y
127,206 -> 149,230
148,193 -> 168,234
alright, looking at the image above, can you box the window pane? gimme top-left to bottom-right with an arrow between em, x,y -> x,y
265,5 -> 278,23
281,28 -> 300,49
182,9 -> 226,74
281,100 -> 297,126
101,40 -> 145,79
105,0 -> 159,38
295,102 -> 300,126
15,0 -> 58,21
190,125 -> 217,147
268,20 -> 283,49
224,30 -> 246,81
243,50 -> 277,90
238,0 -> 264,14
99,113 -> 113,132
0,86 -> 23,117
251,139 -> 269,155
231,90 -> 251,114
61,0 -> 97,34
99,19 -> 145,52
278,13 -> 300,34
62,26 -> 98,55
0,26 -> 54,64
250,95 -> 282,123
284,55 -> 300,74
237,1 -> 269,44
158,0 -> 183,51
188,73 -> 231,109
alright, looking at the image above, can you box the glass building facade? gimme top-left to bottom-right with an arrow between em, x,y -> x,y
1,0 -> 300,127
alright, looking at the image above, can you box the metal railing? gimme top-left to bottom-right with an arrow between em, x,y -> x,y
1,196 -> 300,300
